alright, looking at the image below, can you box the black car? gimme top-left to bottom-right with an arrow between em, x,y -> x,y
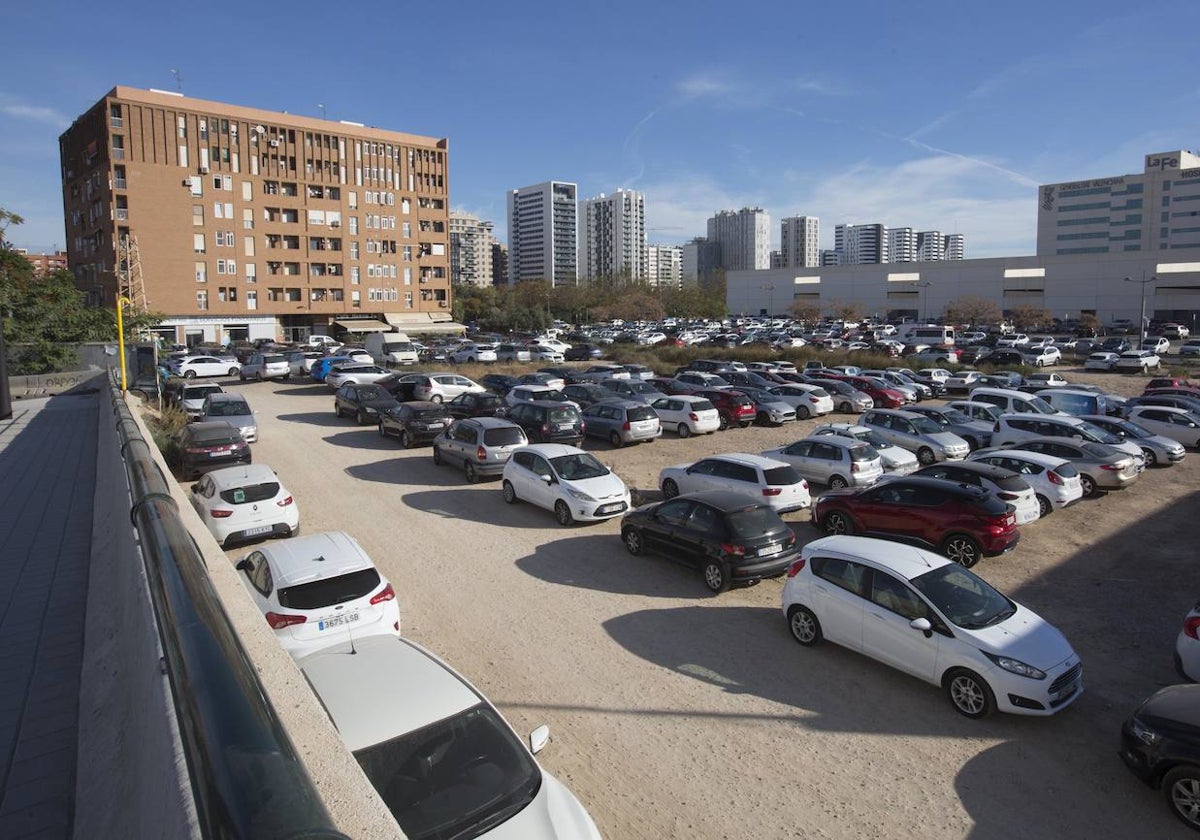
619,490 -> 799,593
504,401 -> 584,446
446,391 -> 506,419
981,349 -> 1027,367
378,401 -> 453,448
1120,684 -> 1200,832
373,373 -> 419,402
333,383 -> 401,424
480,373 -> 521,396
562,382 -> 618,409
177,421 -> 252,480
565,343 -> 604,361
536,367 -> 579,384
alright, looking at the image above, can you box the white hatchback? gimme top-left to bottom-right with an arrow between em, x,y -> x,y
782,535 -> 1083,718
649,395 -> 721,437
1177,600 -> 1200,682
659,453 -> 811,513
811,423 -> 919,475
188,463 -> 299,547
234,531 -> 400,656
502,444 -> 632,525
967,448 -> 1084,517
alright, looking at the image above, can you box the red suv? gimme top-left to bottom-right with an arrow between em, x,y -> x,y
810,476 -> 1019,568
695,388 -> 756,430
821,373 -> 906,409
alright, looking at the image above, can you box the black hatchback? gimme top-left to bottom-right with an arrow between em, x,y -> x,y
378,401 -> 453,448
446,391 -> 506,419
620,490 -> 799,593
177,421 -> 252,480
504,401 -> 585,446
1120,684 -> 1200,832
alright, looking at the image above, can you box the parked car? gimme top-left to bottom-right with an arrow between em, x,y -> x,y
810,477 -> 1019,567
448,342 -> 498,364
378,400 -> 453,448
338,348 -> 374,365
198,392 -> 258,442
494,342 -> 533,363
1161,323 -> 1190,339
913,461 -> 1039,525
502,444 -> 630,525
753,383 -> 835,419
840,375 -> 907,409
946,400 -> 1004,426
782,535 -> 1082,717
811,422 -> 919,475
564,343 -> 604,361
966,448 -> 1083,517
1025,372 -> 1069,389
188,463 -> 299,547
903,405 -> 992,451
1141,336 -> 1171,355
433,417 -> 528,483
325,363 -> 393,389
576,363 -> 630,382
1120,684 -> 1200,832
808,378 -> 875,413
1124,405 -> 1200,448
907,346 -> 959,364
996,438 -> 1140,496
1179,339 -> 1200,357
970,386 -> 1064,416
1177,601 -> 1200,681
1079,414 -> 1187,467
445,390 -> 507,419
761,437 -> 884,489
622,363 -> 655,381
285,349 -> 325,376
944,370 -> 984,394
659,453 -> 811,514
861,370 -> 925,402
240,352 -> 290,382
398,372 -> 485,403
581,400 -> 662,447
1022,345 -> 1062,367
177,421 -> 252,480
558,383 -> 613,409
1116,350 -> 1161,371
298,633 -> 602,840
175,383 -> 224,420
518,371 -> 567,390
505,401 -> 585,446
172,354 -> 242,380
737,388 -> 798,426
333,382 -> 400,425
234,531 -> 399,655
992,413 -> 1144,460
480,373 -> 521,396
857,409 -> 971,465
695,388 -> 757,430
309,355 -> 356,383
671,371 -> 730,393
621,491 -> 799,593
649,395 -> 721,437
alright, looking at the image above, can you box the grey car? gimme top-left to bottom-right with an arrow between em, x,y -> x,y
561,383 -> 617,409
808,378 -> 874,413
599,378 -> 667,405
861,370 -> 928,402
760,437 -> 883,489
735,388 -> 797,425
1001,437 -> 1140,496
581,399 -> 662,447
857,408 -> 970,465
432,417 -> 528,482
905,404 -> 994,451
1079,414 -> 1187,467
946,400 -> 1005,425
199,392 -> 258,442
177,383 -> 224,420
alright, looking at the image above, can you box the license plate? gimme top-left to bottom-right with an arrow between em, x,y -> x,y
758,543 -> 780,557
426,423 -> 443,430
319,612 -> 360,631
557,424 -> 575,431
243,525 -> 273,537
1006,515 -> 1015,525
596,502 -> 627,515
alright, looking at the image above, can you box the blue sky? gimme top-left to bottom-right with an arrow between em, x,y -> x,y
3,0 -> 1197,259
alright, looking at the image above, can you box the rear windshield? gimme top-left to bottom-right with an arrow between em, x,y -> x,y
628,406 -> 657,422
1053,463 -> 1079,478
412,408 -> 448,420
206,401 -> 250,417
191,429 -> 242,445
973,495 -> 1011,516
849,445 -> 878,462
219,482 -> 280,504
692,400 -> 716,412
278,567 -> 381,610
483,427 -> 525,446
627,382 -> 657,394
808,387 -> 829,398
763,466 -> 804,486
357,386 -> 387,400
548,406 -> 580,424
184,386 -> 221,399
726,506 -> 787,540
910,417 -> 942,434
994,476 -> 1028,493
262,354 -> 286,363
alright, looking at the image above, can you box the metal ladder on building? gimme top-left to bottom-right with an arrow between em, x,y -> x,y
117,232 -> 149,325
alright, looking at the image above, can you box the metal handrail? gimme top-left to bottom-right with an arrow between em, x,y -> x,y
110,380 -> 348,840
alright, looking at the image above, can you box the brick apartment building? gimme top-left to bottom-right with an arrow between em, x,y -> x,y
15,249 -> 69,276
59,86 -> 459,346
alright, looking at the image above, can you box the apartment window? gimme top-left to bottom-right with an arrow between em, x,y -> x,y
401,198 -> 410,214
111,136 -> 125,159
285,288 -> 302,302
402,221 -> 411,238
218,287 -> 227,303
197,290 -> 208,310
193,205 -> 204,226
241,181 -> 252,201
350,242 -> 359,259
403,245 -> 412,261
193,233 -> 206,253
189,176 -> 202,197
242,208 -> 254,229
246,290 -> 257,310
349,216 -> 358,235
195,261 -> 207,282
350,266 -> 360,284
177,116 -> 186,138
228,287 -> 237,301
114,165 -> 127,190
245,263 -> 256,283
212,176 -> 223,190
404,291 -> 412,309
403,267 -> 412,285
244,236 -> 255,257
214,202 -> 225,219
348,191 -> 357,209
199,119 -> 208,140
351,290 -> 360,306
217,259 -> 227,275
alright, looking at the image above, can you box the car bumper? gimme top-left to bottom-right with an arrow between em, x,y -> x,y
572,498 -> 632,521
1119,722 -> 1163,785
981,529 -> 1020,557
991,657 -> 1083,716
767,495 -> 812,514
1095,471 -> 1139,490
1176,632 -> 1200,682
884,461 -> 919,476
214,519 -> 298,546
732,548 -> 801,583
183,454 -> 251,477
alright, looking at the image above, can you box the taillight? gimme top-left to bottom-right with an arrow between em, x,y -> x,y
623,420 -> 631,430
786,558 -> 807,577
209,509 -> 234,518
689,412 -> 699,421
719,542 -> 746,556
851,462 -> 860,472
477,445 -> 487,461
1100,463 -> 1123,471
997,492 -> 1019,500
370,583 -> 396,605
185,446 -> 207,455
276,495 -> 294,507
1047,470 -> 1065,485
1185,615 -> 1200,640
265,611 -> 306,629
763,487 -> 782,496
809,397 -> 820,403
993,422 -> 1000,432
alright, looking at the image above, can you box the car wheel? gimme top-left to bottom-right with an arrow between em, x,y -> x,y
378,421 -> 388,437
1141,447 -> 1157,467
787,605 -> 822,646
917,446 -> 936,466
357,409 -> 367,425
718,413 -> 730,431
942,534 -> 982,568
464,461 -> 478,483
797,405 -> 811,420
184,370 -> 196,379
944,668 -> 996,719
1035,494 -> 1053,518
430,394 -> 443,403
554,500 -> 574,526
334,403 -> 343,418
228,367 -> 239,377
610,431 -> 623,448
1079,473 -> 1098,497
739,421 -> 752,429
431,445 -> 444,465
255,372 -> 264,382
839,400 -> 852,413
703,560 -> 731,594
677,423 -> 691,438
829,475 -> 848,490
822,511 -> 853,535
502,480 -> 518,504
662,478 -> 680,499
1163,766 -> 1200,831
622,527 -> 644,555
400,430 -> 413,449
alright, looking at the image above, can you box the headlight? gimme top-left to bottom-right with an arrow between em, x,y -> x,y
982,651 -> 1046,680
1130,718 -> 1162,746
564,486 -> 596,503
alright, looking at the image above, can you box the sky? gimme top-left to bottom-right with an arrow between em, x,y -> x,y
3,0 -> 1198,259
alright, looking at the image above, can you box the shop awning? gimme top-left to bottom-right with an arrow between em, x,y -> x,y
332,318 -> 392,333
383,313 -> 467,334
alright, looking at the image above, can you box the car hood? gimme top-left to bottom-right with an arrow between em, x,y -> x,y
563,472 -> 628,498
928,431 -> 969,449
878,445 -> 917,466
960,604 -> 1076,670
477,771 -> 601,840
1145,434 -> 1186,452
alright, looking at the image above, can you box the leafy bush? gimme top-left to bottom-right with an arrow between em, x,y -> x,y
144,405 -> 189,468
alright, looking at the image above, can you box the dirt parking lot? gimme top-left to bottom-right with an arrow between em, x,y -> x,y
196,366 -> 1194,839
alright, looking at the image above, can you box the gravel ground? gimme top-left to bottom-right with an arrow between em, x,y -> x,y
202,366 -> 1194,839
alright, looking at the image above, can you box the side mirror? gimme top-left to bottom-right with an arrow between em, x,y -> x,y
235,559 -> 252,572
542,474 -> 554,484
529,724 -> 551,755
909,617 -> 933,637
190,483 -> 200,493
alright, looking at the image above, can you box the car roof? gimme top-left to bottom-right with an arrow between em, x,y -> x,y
917,461 -> 1014,480
1130,404 -> 1191,414
864,408 -> 923,419
815,422 -> 870,433
256,531 -> 374,588
520,442 -> 586,458
803,535 -> 950,581
187,421 -> 245,439
1000,414 -> 1083,425
298,635 -> 480,752
973,449 -> 1065,467
588,398 -> 643,410
205,463 -> 279,488
796,435 -> 866,451
464,416 -> 520,429
698,452 -> 788,469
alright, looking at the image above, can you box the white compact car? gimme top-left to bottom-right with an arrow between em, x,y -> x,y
1084,352 -> 1120,371
659,453 -> 811,513
299,635 -> 602,840
967,448 -> 1084,517
1115,350 -> 1160,371
502,444 -> 632,525
811,423 -> 919,475
188,463 -> 299,547
234,531 -> 401,656
782,535 -> 1083,718
172,354 -> 242,379
1177,600 -> 1200,682
650,395 -> 721,437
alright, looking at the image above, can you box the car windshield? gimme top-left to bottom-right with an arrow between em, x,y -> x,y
183,386 -> 222,400
692,400 -> 716,412
354,702 -> 541,840
627,406 -> 657,422
1028,397 -> 1058,414
627,381 -> 657,394
412,409 -> 447,421
725,506 -> 785,540
550,453 -> 609,480
278,567 -> 381,610
910,564 -> 1016,630
849,445 -> 879,462
1113,419 -> 1151,439
207,400 -> 250,417
219,482 -> 279,505
532,390 -> 566,402
357,386 -> 386,401
763,465 -> 803,485
918,412 -> 949,427
910,417 -> 942,434
547,407 -> 579,424
854,429 -> 890,448
1077,422 -> 1122,444
1082,442 -> 1120,459
942,410 -> 972,424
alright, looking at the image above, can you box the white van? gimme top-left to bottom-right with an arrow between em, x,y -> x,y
364,332 -> 418,366
970,387 -> 1065,416
307,334 -> 340,349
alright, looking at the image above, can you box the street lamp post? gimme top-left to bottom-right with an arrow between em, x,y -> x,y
759,283 -> 776,317
1122,273 -> 1156,346
918,281 -> 932,323
116,296 -> 131,391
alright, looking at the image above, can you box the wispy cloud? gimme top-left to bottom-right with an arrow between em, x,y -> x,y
905,111 -> 957,142
621,109 -> 659,186
675,72 -> 739,101
790,76 -> 853,96
0,102 -> 68,127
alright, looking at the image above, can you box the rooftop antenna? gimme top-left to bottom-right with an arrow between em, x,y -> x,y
318,103 -> 327,120
170,68 -> 183,93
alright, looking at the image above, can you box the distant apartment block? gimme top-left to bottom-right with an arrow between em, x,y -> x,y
943,233 -> 965,260
707,207 -> 770,271
820,249 -> 842,266
58,86 -> 453,345
16,249 -> 69,276
645,244 -> 682,288
779,215 -> 820,268
836,222 -> 966,265
449,210 -> 496,286
491,241 -> 508,286
580,188 -> 646,282
887,228 -> 916,263
507,180 -> 578,286
681,237 -> 722,286
1036,149 -> 1200,256
835,223 -> 889,264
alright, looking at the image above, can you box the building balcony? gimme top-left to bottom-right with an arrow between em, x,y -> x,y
113,177 -> 127,190
115,209 -> 129,221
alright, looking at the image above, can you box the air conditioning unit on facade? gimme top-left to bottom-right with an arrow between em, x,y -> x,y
269,140 -> 280,148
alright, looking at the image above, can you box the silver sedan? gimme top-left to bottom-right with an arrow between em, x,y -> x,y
1001,437 -> 1140,496
1079,414 -> 1186,468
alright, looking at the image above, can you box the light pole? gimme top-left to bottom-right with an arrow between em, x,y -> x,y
116,296 -> 131,391
759,283 -> 776,317
918,281 -> 932,323
1123,273 -> 1156,346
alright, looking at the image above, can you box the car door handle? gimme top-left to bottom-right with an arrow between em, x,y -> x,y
814,584 -> 829,594
868,611 -> 888,622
